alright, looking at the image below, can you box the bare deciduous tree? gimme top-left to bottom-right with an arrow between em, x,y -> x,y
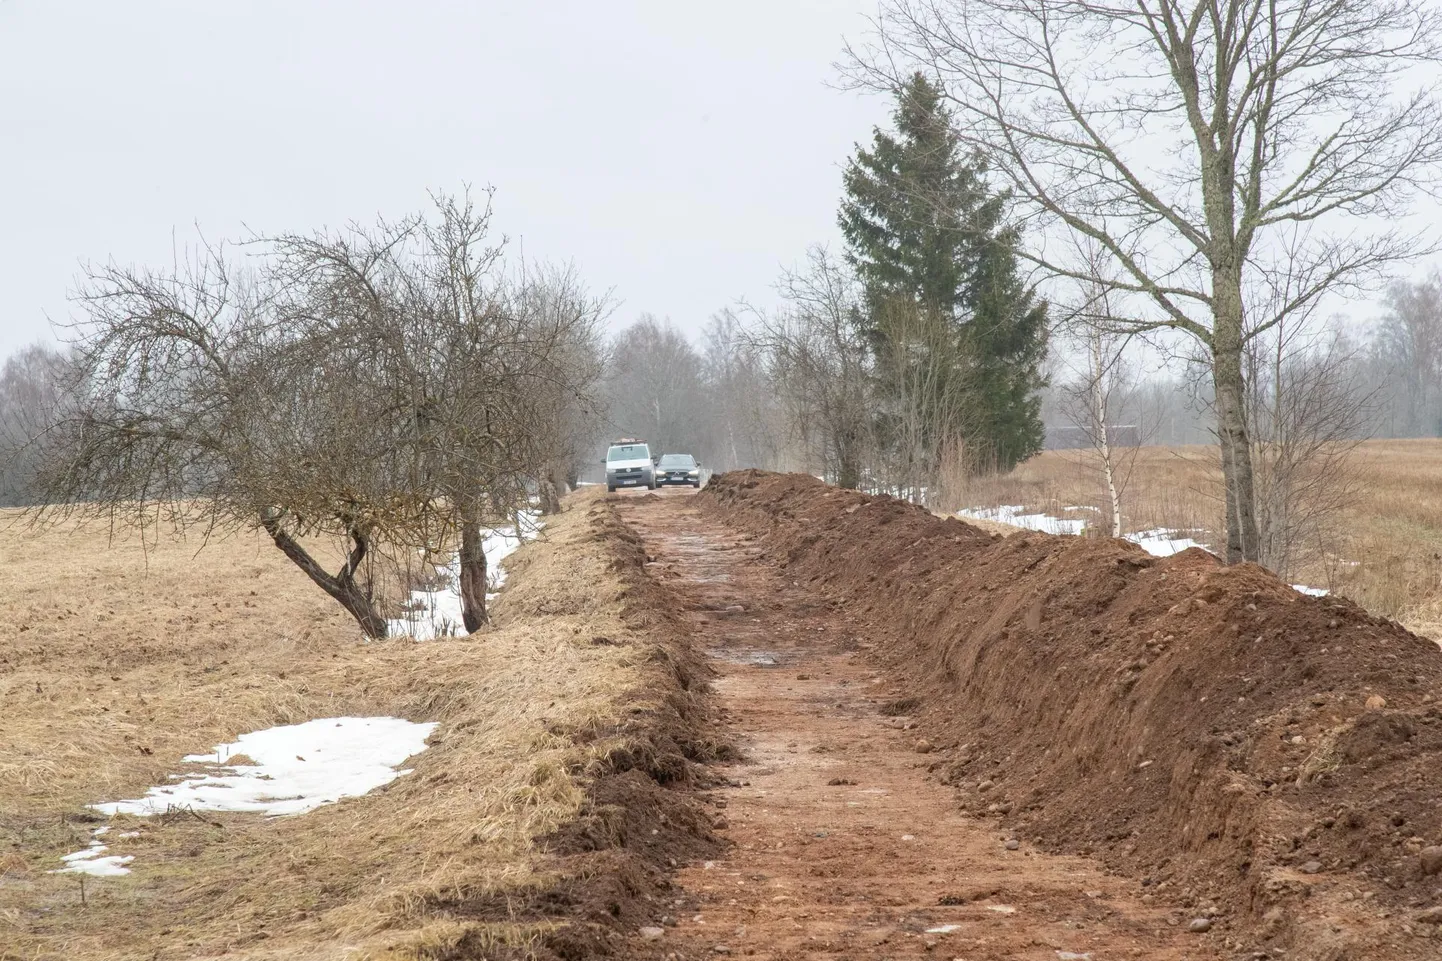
29,192 -> 603,637
0,343 -> 76,507
851,0 -> 1442,563
756,247 -> 874,489
604,315 -> 706,457
1246,312 -> 1373,580
1375,271 -> 1442,435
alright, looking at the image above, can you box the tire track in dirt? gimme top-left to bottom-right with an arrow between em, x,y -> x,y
618,491 -> 1223,961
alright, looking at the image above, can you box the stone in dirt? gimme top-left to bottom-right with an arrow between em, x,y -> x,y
1187,917 -> 1213,933
1421,846 -> 1442,877
640,926 -> 665,940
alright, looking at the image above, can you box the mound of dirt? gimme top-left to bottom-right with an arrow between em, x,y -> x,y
700,470 -> 1442,958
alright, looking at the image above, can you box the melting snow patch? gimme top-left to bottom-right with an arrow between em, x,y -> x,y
959,505 -> 1087,535
926,924 -> 962,934
1292,584 -> 1329,597
390,512 -> 543,639
1124,528 -> 1211,558
92,716 -> 436,818
986,904 -> 1017,914
53,828 -> 134,877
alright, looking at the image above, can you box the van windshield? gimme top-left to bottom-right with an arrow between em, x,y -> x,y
607,445 -> 649,461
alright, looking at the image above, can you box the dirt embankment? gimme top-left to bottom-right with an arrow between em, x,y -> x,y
699,471 -> 1442,958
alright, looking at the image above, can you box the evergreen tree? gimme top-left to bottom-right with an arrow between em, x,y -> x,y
839,73 -> 1047,471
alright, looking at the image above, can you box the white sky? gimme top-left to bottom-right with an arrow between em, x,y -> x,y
0,0 -> 888,361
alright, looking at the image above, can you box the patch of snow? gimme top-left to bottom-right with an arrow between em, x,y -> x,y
959,505 -> 1087,536
926,923 -> 962,933
389,512 -> 543,640
92,716 -> 436,818
961,508 -> 1340,592
986,904 -> 1017,914
1125,528 -> 1211,558
53,828 -> 133,877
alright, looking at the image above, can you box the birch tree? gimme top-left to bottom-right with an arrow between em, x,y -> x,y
850,0 -> 1442,563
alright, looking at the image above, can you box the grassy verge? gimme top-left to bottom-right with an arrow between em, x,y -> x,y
0,489 -> 715,960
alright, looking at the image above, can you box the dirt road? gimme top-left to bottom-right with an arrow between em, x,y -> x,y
618,490 -> 1223,961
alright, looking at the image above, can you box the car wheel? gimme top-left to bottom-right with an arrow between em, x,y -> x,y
692,481 -> 701,488
607,485 -> 616,493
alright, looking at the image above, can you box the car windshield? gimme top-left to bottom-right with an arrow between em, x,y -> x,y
607,444 -> 649,461
658,454 -> 695,468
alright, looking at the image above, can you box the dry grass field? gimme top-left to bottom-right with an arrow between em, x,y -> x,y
0,489 -> 684,960
945,438 -> 1442,641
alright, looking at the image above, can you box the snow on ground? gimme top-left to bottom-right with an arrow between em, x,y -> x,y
92,716 -> 437,818
961,507 -> 1331,596
55,716 -> 435,877
53,826 -> 134,877
958,505 -> 1087,536
55,840 -> 133,876
1124,528 -> 1210,557
389,512 -> 543,640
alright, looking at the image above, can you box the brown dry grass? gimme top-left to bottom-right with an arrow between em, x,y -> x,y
0,489 -> 665,960
941,438 -> 1442,641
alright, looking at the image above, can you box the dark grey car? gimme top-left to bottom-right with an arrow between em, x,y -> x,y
655,453 -> 701,487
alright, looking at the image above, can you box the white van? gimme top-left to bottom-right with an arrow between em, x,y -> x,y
605,441 -> 656,492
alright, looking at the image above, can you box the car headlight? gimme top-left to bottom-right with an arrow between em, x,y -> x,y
688,469 -> 699,476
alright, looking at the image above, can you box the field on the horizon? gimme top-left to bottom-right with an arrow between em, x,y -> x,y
948,438 -> 1442,642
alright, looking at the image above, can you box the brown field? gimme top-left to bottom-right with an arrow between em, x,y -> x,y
0,490 -> 683,960
942,438 -> 1442,640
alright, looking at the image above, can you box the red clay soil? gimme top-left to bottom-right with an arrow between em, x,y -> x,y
617,491 -> 1229,961
685,471 -> 1442,960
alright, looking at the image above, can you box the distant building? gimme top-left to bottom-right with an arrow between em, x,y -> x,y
1045,424 -> 1141,450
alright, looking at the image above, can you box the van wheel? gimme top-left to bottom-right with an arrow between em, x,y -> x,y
607,485 -> 616,493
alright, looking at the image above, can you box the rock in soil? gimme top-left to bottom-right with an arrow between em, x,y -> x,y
1187,918 -> 1213,933
1421,846 -> 1442,877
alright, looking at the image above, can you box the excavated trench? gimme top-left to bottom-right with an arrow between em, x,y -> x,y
608,472 -> 1442,960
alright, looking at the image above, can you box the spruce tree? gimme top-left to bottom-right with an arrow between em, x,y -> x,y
839,73 -> 1047,471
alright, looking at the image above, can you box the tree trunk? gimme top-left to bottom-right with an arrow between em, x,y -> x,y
538,469 -> 562,516
260,512 -> 388,638
1090,337 -> 1123,539
458,518 -> 489,632
836,428 -> 862,490
1211,284 -> 1261,564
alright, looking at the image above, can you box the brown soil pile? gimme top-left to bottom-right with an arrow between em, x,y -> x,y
700,470 -> 1442,958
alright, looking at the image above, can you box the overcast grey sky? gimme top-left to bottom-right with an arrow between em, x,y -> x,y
0,0 -> 888,361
